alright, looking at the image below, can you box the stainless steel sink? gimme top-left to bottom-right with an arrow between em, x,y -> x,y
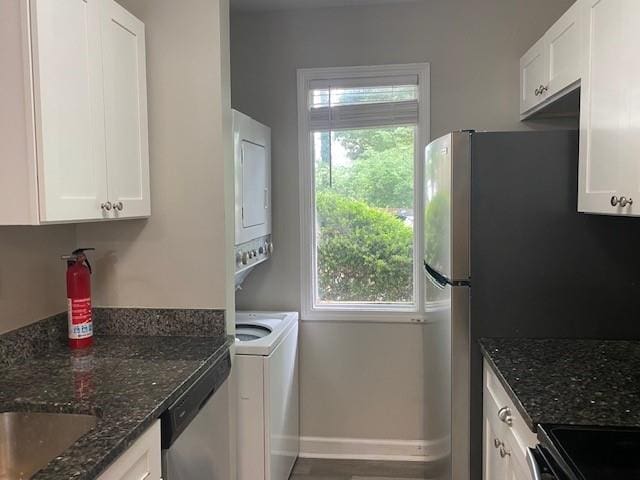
0,412 -> 97,480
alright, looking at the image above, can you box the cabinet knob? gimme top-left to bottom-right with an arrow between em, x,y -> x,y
114,201 -> 124,211
534,87 -> 541,96
497,406 -> 513,426
101,201 -> 113,211
493,438 -> 503,449
540,85 -> 549,93
611,196 -> 620,207
499,445 -> 511,458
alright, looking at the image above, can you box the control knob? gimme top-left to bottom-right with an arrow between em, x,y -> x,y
241,251 -> 249,265
267,242 -> 274,254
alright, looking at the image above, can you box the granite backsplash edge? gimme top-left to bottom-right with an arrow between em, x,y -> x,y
0,307 -> 226,367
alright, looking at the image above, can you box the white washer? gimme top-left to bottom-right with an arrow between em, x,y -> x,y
235,311 -> 299,480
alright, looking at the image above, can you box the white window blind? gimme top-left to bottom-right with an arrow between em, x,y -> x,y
307,74 -> 419,131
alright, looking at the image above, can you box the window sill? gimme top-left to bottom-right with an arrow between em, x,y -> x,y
301,309 -> 436,324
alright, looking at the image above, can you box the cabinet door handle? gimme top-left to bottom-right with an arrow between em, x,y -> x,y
540,85 -> 549,93
101,201 -> 113,211
494,438 -> 502,449
114,201 -> 124,211
534,87 -> 541,96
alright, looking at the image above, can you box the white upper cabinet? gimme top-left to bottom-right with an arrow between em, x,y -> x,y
521,0 -> 640,217
520,1 -> 582,117
102,0 -> 151,219
578,0 -> 640,216
0,0 -> 150,225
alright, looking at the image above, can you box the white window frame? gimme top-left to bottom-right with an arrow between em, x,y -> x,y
297,64 -> 431,323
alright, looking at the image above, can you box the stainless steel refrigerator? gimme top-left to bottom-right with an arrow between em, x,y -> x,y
423,130 -> 640,480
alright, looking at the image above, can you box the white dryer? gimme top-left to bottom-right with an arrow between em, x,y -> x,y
235,311 -> 299,480
232,110 -> 273,289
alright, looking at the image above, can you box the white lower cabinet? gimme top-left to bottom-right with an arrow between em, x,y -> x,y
97,421 -> 161,480
483,361 -> 537,480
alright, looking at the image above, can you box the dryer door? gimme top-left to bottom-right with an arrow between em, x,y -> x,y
241,140 -> 268,228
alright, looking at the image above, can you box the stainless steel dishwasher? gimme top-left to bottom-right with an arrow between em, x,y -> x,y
161,350 -> 232,479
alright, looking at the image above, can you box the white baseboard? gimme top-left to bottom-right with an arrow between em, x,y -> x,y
299,435 -> 449,462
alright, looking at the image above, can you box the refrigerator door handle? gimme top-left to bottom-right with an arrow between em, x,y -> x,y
424,261 -> 471,288
424,261 -> 451,289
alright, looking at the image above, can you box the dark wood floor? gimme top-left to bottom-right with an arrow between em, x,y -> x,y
290,457 -> 449,480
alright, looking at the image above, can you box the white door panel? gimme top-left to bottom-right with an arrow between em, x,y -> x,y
102,0 -> 150,218
547,1 -> 581,95
31,0 -> 107,222
242,141 -> 268,228
579,0 -> 640,215
519,37 -> 548,114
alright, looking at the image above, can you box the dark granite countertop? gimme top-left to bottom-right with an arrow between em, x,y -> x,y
0,333 -> 232,479
479,338 -> 640,433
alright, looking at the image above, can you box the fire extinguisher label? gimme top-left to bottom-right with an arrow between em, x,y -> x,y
68,297 -> 93,339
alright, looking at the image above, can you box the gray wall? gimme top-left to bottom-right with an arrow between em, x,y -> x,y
77,0 -> 235,317
0,226 -> 74,334
231,0 -> 574,450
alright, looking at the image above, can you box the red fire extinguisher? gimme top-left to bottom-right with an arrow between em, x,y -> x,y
62,248 -> 95,349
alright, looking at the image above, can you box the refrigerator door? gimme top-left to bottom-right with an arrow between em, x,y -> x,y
424,131 -> 472,480
451,285 -> 470,480
424,132 -> 471,284
421,281 -> 470,480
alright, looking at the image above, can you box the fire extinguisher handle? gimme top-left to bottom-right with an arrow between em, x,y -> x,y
72,248 -> 95,274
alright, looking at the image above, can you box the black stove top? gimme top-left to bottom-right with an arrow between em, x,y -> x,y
538,424 -> 640,480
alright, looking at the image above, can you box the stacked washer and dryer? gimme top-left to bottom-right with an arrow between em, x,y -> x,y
232,110 -> 299,480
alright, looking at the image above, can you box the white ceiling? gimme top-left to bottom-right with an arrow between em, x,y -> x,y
231,0 -> 421,13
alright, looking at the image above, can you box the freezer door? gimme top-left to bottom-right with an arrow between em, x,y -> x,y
424,132 -> 471,283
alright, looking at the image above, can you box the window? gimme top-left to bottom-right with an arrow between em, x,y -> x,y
298,64 -> 430,321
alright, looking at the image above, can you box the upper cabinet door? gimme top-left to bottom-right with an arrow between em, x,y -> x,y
519,37 -> 549,114
30,0 -> 108,222
578,0 -> 640,216
546,1 -> 581,95
102,0 -> 150,219
519,1 -> 582,118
